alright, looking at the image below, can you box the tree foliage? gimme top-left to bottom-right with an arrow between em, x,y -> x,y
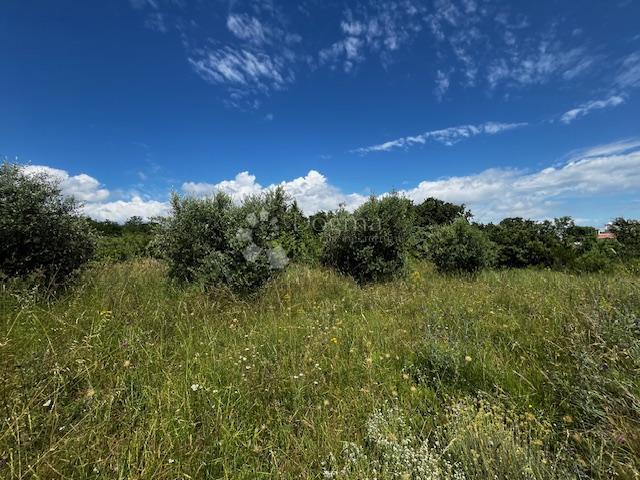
154,187 -> 307,294
0,162 -> 95,285
320,195 -> 413,284
428,219 -> 495,274
610,218 -> 640,258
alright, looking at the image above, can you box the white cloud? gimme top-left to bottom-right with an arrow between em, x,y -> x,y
22,165 -> 110,202
21,164 -> 168,223
398,140 -> 640,221
181,140 -> 640,221
615,52 -> 640,89
226,14 -> 268,45
353,121 -> 527,154
182,170 -> 366,214
81,197 -> 169,223
188,47 -> 292,93
560,95 -> 625,124
434,69 -> 451,100
21,141 -> 640,224
319,3 -> 425,72
487,45 -> 592,88
183,171 -> 263,202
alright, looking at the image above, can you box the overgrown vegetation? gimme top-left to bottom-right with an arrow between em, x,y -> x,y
153,187 -> 311,294
321,195 -> 413,284
2,161 -> 640,478
89,217 -> 158,261
0,162 -> 95,286
428,218 -> 495,274
1,260 -> 638,478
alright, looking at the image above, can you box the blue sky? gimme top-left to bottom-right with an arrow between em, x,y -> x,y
2,0 -> 639,225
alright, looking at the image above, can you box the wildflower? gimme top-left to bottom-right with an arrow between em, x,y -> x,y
330,337 -> 338,344
123,360 -> 131,368
323,399 -> 330,406
168,458 -> 175,464
464,355 -> 472,363
562,415 -> 573,424
190,384 -> 201,391
402,373 -> 410,380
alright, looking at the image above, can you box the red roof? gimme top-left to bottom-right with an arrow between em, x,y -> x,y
597,232 -> 616,240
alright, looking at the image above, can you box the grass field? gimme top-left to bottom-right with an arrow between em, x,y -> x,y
1,260 -> 639,479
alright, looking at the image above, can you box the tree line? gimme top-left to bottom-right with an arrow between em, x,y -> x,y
2,162 -> 639,292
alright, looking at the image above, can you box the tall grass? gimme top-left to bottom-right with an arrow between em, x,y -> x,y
1,260 -> 639,478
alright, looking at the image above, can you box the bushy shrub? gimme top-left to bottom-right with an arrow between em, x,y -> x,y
320,195 -> 413,284
90,217 -> 159,261
154,188 -> 307,294
428,219 -> 495,274
610,217 -> 640,258
572,241 -> 619,273
483,218 -> 559,268
95,232 -> 155,261
0,162 -> 95,285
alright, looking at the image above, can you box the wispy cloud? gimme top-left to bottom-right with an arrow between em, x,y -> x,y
318,2 -> 425,72
353,121 -> 527,154
226,14 -> 268,45
128,0 -> 637,106
560,95 -> 626,124
434,69 -> 451,100
188,47 -> 293,96
615,51 -> 640,89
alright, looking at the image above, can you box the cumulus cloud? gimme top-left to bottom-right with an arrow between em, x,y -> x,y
81,197 -> 169,223
22,165 -> 110,202
183,170 -> 366,214
22,140 -> 640,223
560,95 -> 625,124
21,165 -> 168,223
353,121 -> 527,154
180,140 -> 640,222
397,139 -> 640,221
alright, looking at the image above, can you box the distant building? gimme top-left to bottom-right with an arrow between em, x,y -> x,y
597,224 -> 616,240
597,232 -> 616,240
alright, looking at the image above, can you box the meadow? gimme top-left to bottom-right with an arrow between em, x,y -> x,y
1,259 -> 639,479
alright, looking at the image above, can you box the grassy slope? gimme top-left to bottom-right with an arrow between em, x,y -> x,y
1,260 -> 639,479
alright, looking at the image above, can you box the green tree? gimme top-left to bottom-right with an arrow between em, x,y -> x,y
0,162 -> 95,285
428,219 -> 495,274
321,195 -> 413,284
610,217 -> 640,258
